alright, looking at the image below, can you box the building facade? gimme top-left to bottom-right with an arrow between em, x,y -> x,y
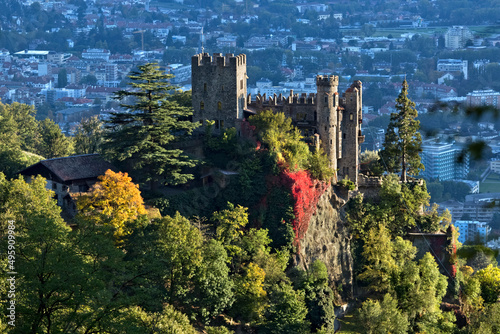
437,59 -> 468,80
444,26 -> 473,49
191,52 -> 364,183
421,142 -> 469,181
466,89 -> 500,107
454,220 -> 491,244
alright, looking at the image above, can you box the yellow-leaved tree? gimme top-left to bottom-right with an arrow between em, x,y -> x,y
77,169 -> 147,240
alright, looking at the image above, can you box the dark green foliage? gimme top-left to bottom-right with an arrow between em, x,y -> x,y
291,260 -> 336,333
262,186 -> 296,252
379,80 -> 423,182
102,63 -> 199,186
260,282 -> 311,334
74,115 -> 104,155
194,240 -> 235,324
338,178 -> 356,190
35,118 -> 74,158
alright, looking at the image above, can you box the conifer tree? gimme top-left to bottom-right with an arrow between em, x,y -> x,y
103,63 -> 198,187
380,80 -> 423,182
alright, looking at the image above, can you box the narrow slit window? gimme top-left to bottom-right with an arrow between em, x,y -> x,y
204,83 -> 207,92
218,101 -> 222,110
200,101 -> 204,110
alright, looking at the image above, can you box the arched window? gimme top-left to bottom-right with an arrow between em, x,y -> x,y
218,101 -> 222,110
200,101 -> 204,110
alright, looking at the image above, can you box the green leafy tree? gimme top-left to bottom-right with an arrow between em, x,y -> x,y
73,115 -> 104,154
379,80 -> 424,182
102,63 -> 198,188
475,264 -> 500,304
194,240 -> 235,324
35,118 -> 74,158
249,110 -> 310,171
124,213 -> 203,310
261,282 -> 310,334
231,262 -> 268,324
292,260 -> 336,333
212,202 -> 248,255
358,294 -> 409,334
0,174 -> 139,333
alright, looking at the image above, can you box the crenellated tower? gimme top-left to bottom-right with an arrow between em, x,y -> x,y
316,75 -> 340,177
191,53 -> 247,131
338,81 -> 364,184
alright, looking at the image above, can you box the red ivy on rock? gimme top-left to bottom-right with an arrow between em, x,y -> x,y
275,170 -> 330,244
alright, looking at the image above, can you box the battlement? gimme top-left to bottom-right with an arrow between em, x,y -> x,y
192,52 -> 246,68
250,90 -> 319,108
345,80 -> 362,93
316,75 -> 339,87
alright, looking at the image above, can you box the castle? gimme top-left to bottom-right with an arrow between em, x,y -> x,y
191,52 -> 364,184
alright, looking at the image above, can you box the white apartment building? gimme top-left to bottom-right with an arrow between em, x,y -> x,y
445,26 -> 473,49
82,48 -> 111,62
437,59 -> 468,80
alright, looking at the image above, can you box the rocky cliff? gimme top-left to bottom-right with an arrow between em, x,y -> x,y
294,186 -> 353,301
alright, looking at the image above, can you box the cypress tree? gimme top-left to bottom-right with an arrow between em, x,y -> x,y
380,80 -> 423,182
103,63 -> 198,188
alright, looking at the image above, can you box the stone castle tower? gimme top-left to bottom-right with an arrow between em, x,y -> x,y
191,53 -> 247,130
191,52 -> 364,184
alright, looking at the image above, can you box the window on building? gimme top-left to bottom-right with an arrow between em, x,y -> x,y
215,120 -> 220,129
349,113 -> 353,121
296,113 -> 306,121
78,185 -> 89,192
200,101 -> 204,110
218,101 -> 222,110
52,182 -> 57,190
240,80 -> 243,90
221,85 -> 224,91
220,120 -> 224,128
325,96 -> 328,103
199,120 -> 203,126
343,133 -> 346,139
204,83 -> 207,92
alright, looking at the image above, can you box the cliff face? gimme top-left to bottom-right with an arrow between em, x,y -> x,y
294,186 -> 353,301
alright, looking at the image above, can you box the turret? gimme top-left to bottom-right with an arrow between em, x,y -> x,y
316,75 -> 339,176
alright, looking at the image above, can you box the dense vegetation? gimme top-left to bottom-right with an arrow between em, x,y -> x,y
1,70 -> 500,333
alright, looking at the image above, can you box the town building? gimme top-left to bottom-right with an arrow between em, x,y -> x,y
166,63 -> 191,84
420,142 -> 469,181
444,26 -> 473,49
491,158 -> 500,173
14,50 -> 50,61
437,59 -> 468,80
454,220 -> 491,244
466,89 -> 500,107
438,193 -> 500,223
191,52 -> 364,184
82,48 -> 111,62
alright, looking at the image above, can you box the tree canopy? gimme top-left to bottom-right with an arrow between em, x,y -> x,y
379,80 -> 424,182
102,63 -> 198,187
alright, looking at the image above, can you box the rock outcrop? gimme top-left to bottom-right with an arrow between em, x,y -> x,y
294,186 -> 353,301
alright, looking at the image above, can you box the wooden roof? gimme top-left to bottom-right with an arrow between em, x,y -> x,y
19,154 -> 116,183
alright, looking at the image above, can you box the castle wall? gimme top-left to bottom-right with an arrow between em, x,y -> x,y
191,52 -> 364,185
